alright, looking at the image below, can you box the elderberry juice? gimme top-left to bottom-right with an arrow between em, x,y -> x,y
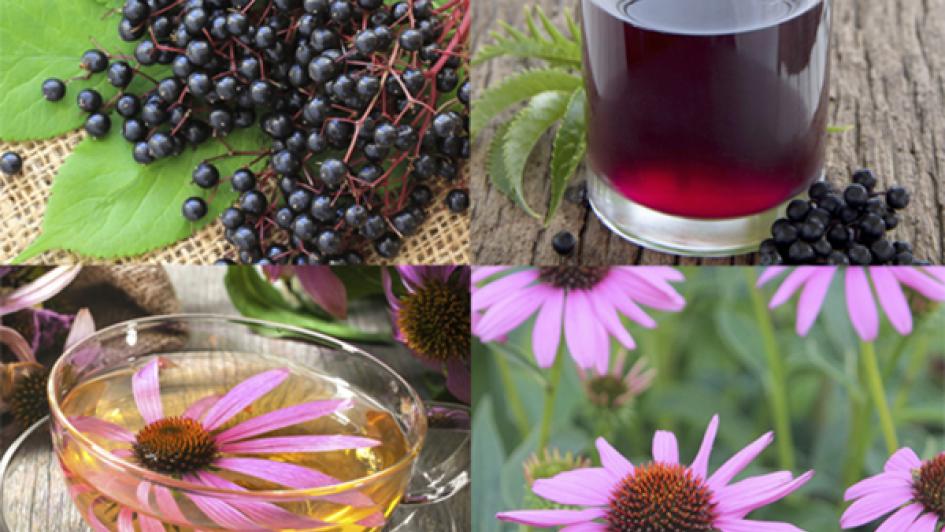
582,0 -> 831,219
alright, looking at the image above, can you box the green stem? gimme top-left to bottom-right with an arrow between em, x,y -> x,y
861,341 -> 898,453
894,334 -> 929,413
843,395 -> 872,486
494,348 -> 531,439
537,353 -> 564,451
747,270 -> 795,471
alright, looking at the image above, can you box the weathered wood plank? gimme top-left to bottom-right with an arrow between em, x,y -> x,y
471,0 -> 945,265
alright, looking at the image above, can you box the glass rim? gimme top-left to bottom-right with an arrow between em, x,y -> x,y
46,313 -> 428,500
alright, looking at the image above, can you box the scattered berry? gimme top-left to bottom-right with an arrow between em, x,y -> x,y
0,152 -> 23,175
552,231 -> 576,256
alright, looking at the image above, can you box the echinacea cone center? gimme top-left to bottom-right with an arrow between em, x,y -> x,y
133,417 -> 217,475
586,375 -> 629,409
914,453 -> 945,519
397,279 -> 470,364
538,267 -> 609,290
10,368 -> 49,428
607,462 -> 717,532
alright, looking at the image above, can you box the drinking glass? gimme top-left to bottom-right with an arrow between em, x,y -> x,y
582,0 -> 832,255
32,314 -> 468,531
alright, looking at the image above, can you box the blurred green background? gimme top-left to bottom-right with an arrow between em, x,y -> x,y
472,267 -> 945,532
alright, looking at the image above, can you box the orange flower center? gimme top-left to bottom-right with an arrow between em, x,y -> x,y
607,462 -> 717,531
397,279 -> 469,364
914,453 -> 945,519
133,416 -> 217,475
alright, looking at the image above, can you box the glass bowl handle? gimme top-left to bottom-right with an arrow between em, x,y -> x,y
400,402 -> 470,506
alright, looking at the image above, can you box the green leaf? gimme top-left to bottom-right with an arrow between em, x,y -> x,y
224,267 -> 391,343
545,88 -> 586,223
501,91 -> 572,218
473,6 -> 581,68
14,128 -> 266,262
0,0 -> 128,140
471,68 -> 581,139
471,397 -> 505,532
487,122 -> 513,197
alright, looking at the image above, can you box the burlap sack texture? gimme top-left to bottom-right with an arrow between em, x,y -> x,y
0,131 -> 470,265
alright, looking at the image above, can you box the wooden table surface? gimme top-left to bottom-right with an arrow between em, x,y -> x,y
0,267 -> 469,531
471,0 -> 945,265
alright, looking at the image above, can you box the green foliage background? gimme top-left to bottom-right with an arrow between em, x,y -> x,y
472,267 -> 945,531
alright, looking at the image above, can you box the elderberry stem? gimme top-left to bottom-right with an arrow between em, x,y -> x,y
537,351 -> 564,452
747,270 -> 795,471
860,341 -> 898,453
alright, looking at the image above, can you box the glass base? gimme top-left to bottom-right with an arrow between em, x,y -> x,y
588,171 -> 805,257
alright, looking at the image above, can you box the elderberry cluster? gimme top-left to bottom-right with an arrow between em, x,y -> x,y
759,169 -> 923,265
41,0 -> 470,264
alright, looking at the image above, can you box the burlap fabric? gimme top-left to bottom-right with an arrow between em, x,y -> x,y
0,131 -> 470,265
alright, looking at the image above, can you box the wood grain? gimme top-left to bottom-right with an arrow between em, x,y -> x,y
1,267 -> 469,531
471,0 -> 945,265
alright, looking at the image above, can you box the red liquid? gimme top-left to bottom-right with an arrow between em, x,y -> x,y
582,0 -> 831,219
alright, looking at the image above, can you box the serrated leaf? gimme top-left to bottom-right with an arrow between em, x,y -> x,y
545,87 -> 586,223
0,0 -> 129,141
471,68 -> 581,139
14,129 -> 267,262
487,122 -> 513,197
501,91 -> 572,218
472,7 -> 581,68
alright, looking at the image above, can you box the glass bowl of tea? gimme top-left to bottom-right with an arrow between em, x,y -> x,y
33,314 -> 469,531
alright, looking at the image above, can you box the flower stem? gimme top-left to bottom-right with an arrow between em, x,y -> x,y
494,348 -> 531,439
537,353 -> 564,451
747,271 -> 795,471
843,394 -> 871,486
860,341 -> 898,453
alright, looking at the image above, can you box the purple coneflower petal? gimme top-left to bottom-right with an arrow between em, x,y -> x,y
531,289 -> 564,368
132,359 -> 164,424
445,358 -> 471,404
0,326 -> 34,362
885,447 -> 922,472
840,488 -> 914,528
471,266 -> 509,284
218,434 -> 380,454
71,416 -> 135,443
201,368 -> 289,430
117,507 -> 135,532
64,308 -> 95,350
590,291 -> 636,351
718,470 -> 813,518
596,437 -> 633,482
608,289 -> 657,329
381,268 -> 401,312
715,471 -> 793,509
911,513 -> 941,532
690,415 -> 719,479
874,503 -> 925,532
714,517 -> 804,532
395,266 -> 425,289
496,508 -> 607,527
0,266 -> 81,316
153,484 -> 189,525
769,268 -> 817,309
472,269 -> 539,312
795,268 -> 836,336
262,265 -> 285,282
183,394 -> 221,421
844,470 -> 912,501
532,467 -> 614,506
923,266 -> 945,284
138,513 -> 165,532
182,485 -> 267,531
707,431 -> 774,491
194,470 -> 330,529
296,266 -> 348,320
611,269 -> 684,311
86,501 -> 111,532
475,285 -> 548,341
564,291 -> 607,371
845,268 -> 880,341
214,399 -> 350,443
757,266 -> 789,287
871,268 -> 913,335
651,430 -> 679,464
560,522 -> 607,532
892,268 -> 945,301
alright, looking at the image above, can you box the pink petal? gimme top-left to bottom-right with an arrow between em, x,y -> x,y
262,265 -> 286,282
475,284 -> 548,341
717,470 -> 813,517
0,325 -> 34,362
757,266 -> 789,287
609,269 -> 684,311
153,484 -> 189,526
201,368 -> 289,430
564,291 -> 608,372
471,266 -> 510,284
296,266 -> 348,320
769,268 -> 817,308
218,434 -> 380,454
531,289 -> 564,367
64,308 -> 96,350
182,482 -> 266,531
885,448 -> 923,473
840,488 -> 914,528
132,358 -> 164,425
892,268 -> 945,301
382,267 -> 401,311
871,268 -> 913,335
652,430 -> 679,464
117,507 -> 135,532
138,514 -> 165,532
70,416 -> 135,443
532,468 -> 614,507
690,415 -> 720,479
214,457 -> 377,507
844,471 -> 912,501
707,431 -> 774,491
86,501 -> 111,532
715,471 -> 793,509
596,437 -> 633,482
795,268 -> 836,336
589,291 -> 636,351
193,470 -> 330,529
472,269 -> 539,312
716,517 -> 804,532
607,288 -> 657,328
183,394 -> 221,421
875,503 -> 924,532
906,512 -> 940,532
845,268 -> 880,342
215,399 -> 351,443
922,266 -> 945,284
0,266 -> 81,316
496,508 -> 606,527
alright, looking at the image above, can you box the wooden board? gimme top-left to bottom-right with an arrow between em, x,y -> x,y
471,0 -> 945,265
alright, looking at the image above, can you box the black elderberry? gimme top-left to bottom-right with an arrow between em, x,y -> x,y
410,185 -> 433,206
399,29 -> 424,51
356,164 -> 384,183
446,189 -> 469,213
360,214 -> 386,240
848,244 -> 872,265
458,81 -> 471,106
799,220 -> 825,242
827,251 -> 850,265
122,118 -> 147,142
858,213 -> 886,242
771,220 -> 798,246
808,181 -> 832,201
132,142 -> 154,164
182,197 -> 208,221
436,68 -> 459,92
220,207 -> 245,230
42,78 -> 66,101
76,89 -> 103,113
316,229 -> 343,254
852,168 -> 878,191
319,159 -> 347,188
232,226 -> 259,250
81,49 -> 109,73
192,163 -> 220,189
787,241 -> 815,264
0,152 -> 23,175
817,193 -> 844,214
240,190 -> 268,216
123,0 -> 150,24
374,233 -> 402,258
843,183 -> 869,207
344,204 -> 368,227
870,239 -> 896,264
886,186 -> 910,209
552,231 -> 576,256
310,195 -> 336,222
231,168 -> 256,192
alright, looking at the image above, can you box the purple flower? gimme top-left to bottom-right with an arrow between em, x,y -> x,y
0,266 -> 81,316
472,267 -> 685,374
263,265 -> 348,320
73,358 -> 384,530
383,266 -> 471,403
759,266 -> 945,341
497,415 -> 813,531
841,448 -> 944,530
577,350 -> 655,408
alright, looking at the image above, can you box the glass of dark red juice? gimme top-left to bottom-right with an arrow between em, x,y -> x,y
582,0 -> 831,255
